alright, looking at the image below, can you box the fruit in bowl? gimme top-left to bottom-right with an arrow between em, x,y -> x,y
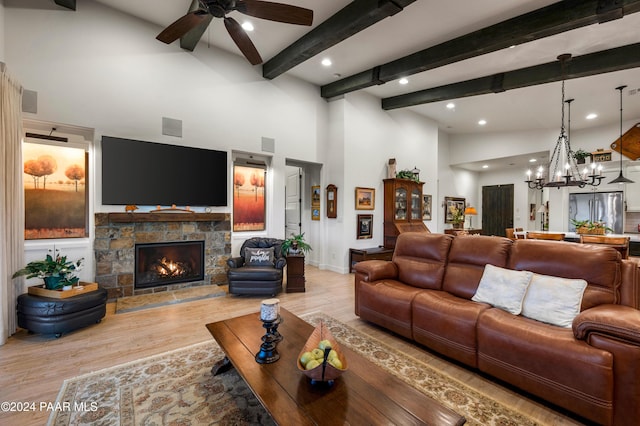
297,321 -> 348,384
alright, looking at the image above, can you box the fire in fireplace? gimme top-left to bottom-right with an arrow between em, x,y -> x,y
135,241 -> 205,288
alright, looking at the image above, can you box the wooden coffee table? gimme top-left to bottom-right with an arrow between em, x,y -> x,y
206,308 -> 465,425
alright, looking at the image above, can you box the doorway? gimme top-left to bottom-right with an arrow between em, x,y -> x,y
285,166 -> 301,238
481,184 -> 514,237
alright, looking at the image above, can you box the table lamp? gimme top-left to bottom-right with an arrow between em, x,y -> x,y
464,206 -> 477,229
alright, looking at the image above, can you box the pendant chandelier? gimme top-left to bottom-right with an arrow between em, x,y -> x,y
608,85 -> 635,184
525,54 -> 603,190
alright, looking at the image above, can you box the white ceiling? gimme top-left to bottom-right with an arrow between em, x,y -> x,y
66,0 -> 638,137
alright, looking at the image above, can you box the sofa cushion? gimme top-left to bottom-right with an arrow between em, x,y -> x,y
471,264 -> 533,315
413,290 -> 491,367
522,273 -> 587,328
443,235 -> 513,299
358,280 -> 422,339
477,308 -> 614,425
510,239 -> 620,309
392,232 -> 453,290
245,247 -> 275,266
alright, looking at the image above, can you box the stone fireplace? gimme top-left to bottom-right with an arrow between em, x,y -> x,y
94,212 -> 230,300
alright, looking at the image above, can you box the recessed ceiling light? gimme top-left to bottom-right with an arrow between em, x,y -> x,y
478,119 -> 487,126
586,113 -> 598,120
321,58 -> 332,67
482,165 -> 489,169
529,158 -> 537,163
398,78 -> 409,85
446,102 -> 455,109
241,21 -> 254,31
509,45 -> 516,49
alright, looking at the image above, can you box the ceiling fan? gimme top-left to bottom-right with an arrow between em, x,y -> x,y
156,0 -> 313,65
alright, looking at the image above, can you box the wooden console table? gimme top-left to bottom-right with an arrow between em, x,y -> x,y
349,247 -> 394,273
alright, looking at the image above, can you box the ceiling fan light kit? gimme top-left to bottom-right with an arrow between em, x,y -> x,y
156,0 -> 313,65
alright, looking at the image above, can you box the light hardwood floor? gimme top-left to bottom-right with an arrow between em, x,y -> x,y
1,266 -> 583,425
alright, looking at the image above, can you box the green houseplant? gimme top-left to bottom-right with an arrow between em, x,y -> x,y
282,233 -> 312,256
448,205 -> 465,229
571,219 -> 612,235
12,249 -> 83,290
396,169 -> 419,182
572,149 -> 591,164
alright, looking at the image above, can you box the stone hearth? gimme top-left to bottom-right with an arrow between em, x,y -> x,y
94,213 -> 231,300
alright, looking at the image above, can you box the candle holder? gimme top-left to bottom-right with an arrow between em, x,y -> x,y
255,315 -> 282,364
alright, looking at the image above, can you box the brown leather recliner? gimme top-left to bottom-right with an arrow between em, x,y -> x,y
227,237 -> 286,296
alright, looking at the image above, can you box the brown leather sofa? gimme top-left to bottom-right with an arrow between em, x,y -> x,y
354,232 -> 640,425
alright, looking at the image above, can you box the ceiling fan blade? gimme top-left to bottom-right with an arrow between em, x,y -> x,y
224,17 -> 263,65
157,12 -> 207,44
235,0 -> 313,26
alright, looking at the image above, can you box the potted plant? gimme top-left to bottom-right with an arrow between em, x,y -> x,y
282,233 -> 312,256
571,219 -> 612,235
12,249 -> 83,290
573,149 -> 591,164
396,169 -> 419,182
449,205 -> 465,229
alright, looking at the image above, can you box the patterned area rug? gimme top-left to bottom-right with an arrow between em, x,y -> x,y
49,313 -> 546,426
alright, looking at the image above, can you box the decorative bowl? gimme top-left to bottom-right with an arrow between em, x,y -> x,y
297,321 -> 348,383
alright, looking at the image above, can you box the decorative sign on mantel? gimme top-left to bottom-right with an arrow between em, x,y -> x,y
592,150 -> 612,162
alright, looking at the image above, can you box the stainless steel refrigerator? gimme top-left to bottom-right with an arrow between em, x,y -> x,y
568,191 -> 624,234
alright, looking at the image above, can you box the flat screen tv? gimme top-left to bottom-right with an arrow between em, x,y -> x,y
101,136 -> 227,206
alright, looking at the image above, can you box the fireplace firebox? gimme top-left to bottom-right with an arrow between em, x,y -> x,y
135,241 -> 205,289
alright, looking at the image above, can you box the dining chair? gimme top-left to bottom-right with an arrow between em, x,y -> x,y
526,232 -> 565,241
580,235 -> 630,259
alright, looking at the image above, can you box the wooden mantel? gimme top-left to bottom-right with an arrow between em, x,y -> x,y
106,212 -> 229,223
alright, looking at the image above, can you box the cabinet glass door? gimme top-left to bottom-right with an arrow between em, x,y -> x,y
395,187 -> 407,220
411,189 -> 422,220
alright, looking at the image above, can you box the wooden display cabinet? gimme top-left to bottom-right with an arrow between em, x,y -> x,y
383,178 -> 429,248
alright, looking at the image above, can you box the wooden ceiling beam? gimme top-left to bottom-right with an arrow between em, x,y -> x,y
262,0 -> 416,80
322,0 -> 640,99
54,0 -> 75,10
381,43 -> 640,110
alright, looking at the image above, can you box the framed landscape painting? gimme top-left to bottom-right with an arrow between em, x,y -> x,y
355,187 -> 375,210
22,141 -> 88,239
233,165 -> 266,231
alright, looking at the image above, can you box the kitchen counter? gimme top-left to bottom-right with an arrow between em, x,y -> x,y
514,231 -> 640,242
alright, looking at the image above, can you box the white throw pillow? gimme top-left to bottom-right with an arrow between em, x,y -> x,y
521,273 -> 587,328
472,264 -> 533,315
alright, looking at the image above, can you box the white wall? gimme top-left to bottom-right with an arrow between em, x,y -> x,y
5,0 -> 444,275
6,0 -> 330,270
0,0 -> 5,61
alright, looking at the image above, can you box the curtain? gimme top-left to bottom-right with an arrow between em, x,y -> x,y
0,63 -> 24,345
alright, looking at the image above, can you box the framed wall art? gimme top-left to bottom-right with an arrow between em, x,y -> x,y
23,140 -> 88,239
355,187 -> 375,210
422,194 -> 432,220
233,164 -> 266,231
444,197 -> 466,224
357,214 -> 373,239
311,185 -> 321,207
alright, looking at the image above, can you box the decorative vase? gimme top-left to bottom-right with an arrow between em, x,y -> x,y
43,276 -> 63,290
453,222 -> 463,229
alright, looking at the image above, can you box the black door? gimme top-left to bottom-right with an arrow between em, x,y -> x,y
481,184 -> 514,237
